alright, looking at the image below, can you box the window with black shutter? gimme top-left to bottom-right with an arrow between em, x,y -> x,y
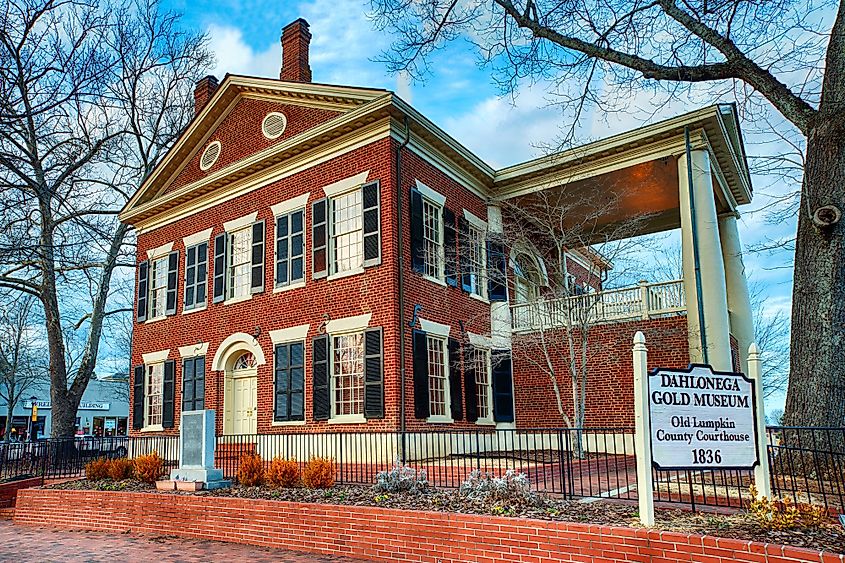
409,187 -> 425,274
212,232 -> 227,302
184,243 -> 208,311
136,261 -> 148,323
363,327 -> 384,419
312,335 -> 330,420
362,181 -> 381,267
412,329 -> 430,418
312,199 -> 328,279
165,251 -> 179,315
443,208 -> 458,287
162,359 -> 175,428
463,347 -> 479,423
274,341 -> 305,422
448,338 -> 463,420
132,365 -> 144,429
182,356 -> 205,412
491,349 -> 514,423
275,210 -> 305,288
250,220 -> 265,294
487,238 -> 508,302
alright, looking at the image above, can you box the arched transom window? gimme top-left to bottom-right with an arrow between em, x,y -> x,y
232,351 -> 257,371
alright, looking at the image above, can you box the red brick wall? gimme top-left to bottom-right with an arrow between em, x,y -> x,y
565,253 -> 603,292
512,316 -> 690,428
166,98 -> 341,193
133,138 -> 399,435
14,489 -> 834,563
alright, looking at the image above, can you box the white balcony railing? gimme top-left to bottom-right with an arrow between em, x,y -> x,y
510,279 -> 686,332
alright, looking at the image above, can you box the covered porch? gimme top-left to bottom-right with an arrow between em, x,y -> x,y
491,104 -> 755,372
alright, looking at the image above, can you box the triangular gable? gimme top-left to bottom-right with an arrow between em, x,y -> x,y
121,75 -> 387,223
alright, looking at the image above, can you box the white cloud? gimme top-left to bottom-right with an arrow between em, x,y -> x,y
207,24 -> 279,78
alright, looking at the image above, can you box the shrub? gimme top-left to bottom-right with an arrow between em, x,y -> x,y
84,457 -> 110,481
107,458 -> 134,481
267,457 -> 300,488
134,452 -> 165,484
374,459 -> 428,493
459,469 -> 537,507
747,485 -> 828,530
237,453 -> 265,486
302,457 -> 334,489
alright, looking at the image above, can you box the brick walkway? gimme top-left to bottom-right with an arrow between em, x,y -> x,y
0,521 -> 369,562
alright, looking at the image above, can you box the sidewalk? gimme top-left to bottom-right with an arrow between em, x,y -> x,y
0,520 -> 369,562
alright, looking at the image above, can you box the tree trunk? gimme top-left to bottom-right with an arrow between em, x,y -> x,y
783,120 -> 845,428
50,394 -> 79,438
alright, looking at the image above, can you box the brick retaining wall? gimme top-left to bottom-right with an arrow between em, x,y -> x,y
14,489 -> 841,563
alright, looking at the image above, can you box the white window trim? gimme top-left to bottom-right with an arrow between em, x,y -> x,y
325,313 -> 371,335
223,293 -> 251,306
146,255 -> 170,322
474,347 -> 495,426
269,324 -> 310,344
327,187 -> 365,277
262,112 -> 288,140
223,211 -> 258,233
182,303 -> 207,315
146,242 -> 173,261
182,228 -> 213,249
419,318 -> 450,337
178,342 -> 209,359
142,349 -> 170,364
415,179 -> 446,207
322,171 -> 370,198
426,334 -> 453,424
327,414 -> 367,424
141,360 -> 166,432
271,192 -> 310,217
273,202 -> 308,290
464,221 -> 488,300
327,267 -> 365,282
199,141 -> 221,171
462,209 -> 487,231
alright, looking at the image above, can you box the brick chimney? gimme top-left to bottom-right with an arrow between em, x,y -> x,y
194,75 -> 219,115
280,19 -> 312,83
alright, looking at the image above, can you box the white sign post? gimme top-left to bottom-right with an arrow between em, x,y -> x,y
632,333 -> 769,526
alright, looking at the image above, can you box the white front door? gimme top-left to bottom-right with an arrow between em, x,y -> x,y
230,370 -> 257,435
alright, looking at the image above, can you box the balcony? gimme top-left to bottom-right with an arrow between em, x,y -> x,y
510,280 -> 686,332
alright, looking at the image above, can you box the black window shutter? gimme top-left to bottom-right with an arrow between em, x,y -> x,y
182,357 -> 194,412
184,246 -> 196,309
250,220 -> 265,294
196,242 -> 208,306
289,342 -> 304,420
459,217 -> 472,292
409,187 -> 425,273
487,239 -> 508,302
443,208 -> 458,287
491,349 -> 514,423
275,214 -> 289,287
448,338 -> 463,421
136,261 -> 148,323
312,335 -> 330,420
412,329 -> 430,418
162,359 -> 175,428
362,181 -> 381,267
464,348 -> 479,423
312,199 -> 328,279
364,327 -> 384,419
274,343 -> 290,421
212,232 -> 227,303
290,210 -> 304,282
194,357 -> 205,410
165,251 -> 179,315
132,365 -> 145,429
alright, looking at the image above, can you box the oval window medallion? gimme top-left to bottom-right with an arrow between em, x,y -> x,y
262,112 -> 288,140
199,141 -> 221,171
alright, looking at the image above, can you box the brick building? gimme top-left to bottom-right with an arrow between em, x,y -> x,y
119,19 -> 755,441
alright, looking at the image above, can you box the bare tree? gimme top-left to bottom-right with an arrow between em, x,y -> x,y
371,0 -> 845,427
0,294 -> 48,442
0,0 -> 211,437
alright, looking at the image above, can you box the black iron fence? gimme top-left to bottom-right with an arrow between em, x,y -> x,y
2,426 -> 843,514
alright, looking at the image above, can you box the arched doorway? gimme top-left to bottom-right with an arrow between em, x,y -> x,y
224,351 -> 258,435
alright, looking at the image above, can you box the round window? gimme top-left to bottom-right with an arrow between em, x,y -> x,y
261,112 -> 288,140
199,141 -> 221,171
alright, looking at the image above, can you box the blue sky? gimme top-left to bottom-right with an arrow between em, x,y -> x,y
157,0 -> 800,410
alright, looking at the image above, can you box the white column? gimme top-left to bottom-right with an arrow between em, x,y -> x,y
487,204 -> 515,430
632,331 -> 654,526
748,343 -> 772,499
719,213 -> 755,370
678,149 -> 733,371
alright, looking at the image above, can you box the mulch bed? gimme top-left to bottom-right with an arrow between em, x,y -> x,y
48,479 -> 844,553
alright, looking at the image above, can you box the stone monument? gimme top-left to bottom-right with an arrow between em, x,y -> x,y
170,409 -> 230,489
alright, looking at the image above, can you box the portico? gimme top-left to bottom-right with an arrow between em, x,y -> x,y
493,104 -> 754,373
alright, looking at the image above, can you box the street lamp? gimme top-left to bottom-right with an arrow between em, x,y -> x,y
28,395 -> 38,442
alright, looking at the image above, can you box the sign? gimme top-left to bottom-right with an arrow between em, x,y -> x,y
31,404 -> 38,421
648,364 -> 758,470
23,400 -> 110,411
104,419 -> 116,430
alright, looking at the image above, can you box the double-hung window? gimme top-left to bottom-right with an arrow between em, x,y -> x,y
331,332 -> 365,418
145,363 -> 164,427
426,335 -> 450,420
464,223 -> 486,298
422,199 -> 444,280
472,347 -> 493,423
331,190 -> 364,275
275,209 -> 305,288
228,227 -> 252,299
149,257 -> 169,319
184,243 -> 208,311
274,341 -> 305,422
182,356 -> 205,411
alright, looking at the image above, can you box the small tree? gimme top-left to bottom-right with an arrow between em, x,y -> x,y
0,295 -> 48,442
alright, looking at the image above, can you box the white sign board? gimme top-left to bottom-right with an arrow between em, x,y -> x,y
23,400 -> 110,410
648,364 -> 758,470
